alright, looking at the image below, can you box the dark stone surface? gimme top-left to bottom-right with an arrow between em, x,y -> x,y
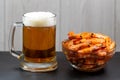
0,52 -> 120,80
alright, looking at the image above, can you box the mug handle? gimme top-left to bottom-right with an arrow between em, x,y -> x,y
9,22 -> 23,59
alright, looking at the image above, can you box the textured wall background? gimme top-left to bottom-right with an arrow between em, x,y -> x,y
0,0 -> 119,51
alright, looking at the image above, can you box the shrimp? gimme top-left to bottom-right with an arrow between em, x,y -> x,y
96,49 -> 107,57
68,32 -> 93,39
84,58 -> 95,65
77,44 -> 103,54
68,32 -> 81,39
80,32 -> 93,39
106,41 -> 116,53
64,39 -> 74,48
80,38 -> 105,45
91,33 -> 108,39
69,42 -> 90,51
96,60 -> 105,65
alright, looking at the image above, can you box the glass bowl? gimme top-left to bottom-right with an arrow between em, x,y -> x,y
62,39 -> 115,72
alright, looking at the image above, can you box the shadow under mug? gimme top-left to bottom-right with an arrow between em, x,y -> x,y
9,12 -> 58,72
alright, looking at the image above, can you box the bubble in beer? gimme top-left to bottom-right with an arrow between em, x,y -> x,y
23,12 -> 56,27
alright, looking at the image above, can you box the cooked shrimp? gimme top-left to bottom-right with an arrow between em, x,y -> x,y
91,33 -> 108,39
96,60 -> 105,65
68,32 -> 81,39
106,41 -> 116,53
97,50 -> 107,57
69,42 -> 90,51
77,44 -> 102,54
68,32 -> 93,39
79,32 -> 93,39
80,38 -> 105,44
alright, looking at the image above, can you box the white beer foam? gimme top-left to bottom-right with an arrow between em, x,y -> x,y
23,12 -> 56,26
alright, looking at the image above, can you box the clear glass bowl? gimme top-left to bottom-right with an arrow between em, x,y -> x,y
62,40 -> 115,72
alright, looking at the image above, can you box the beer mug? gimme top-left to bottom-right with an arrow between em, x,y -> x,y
9,12 -> 58,72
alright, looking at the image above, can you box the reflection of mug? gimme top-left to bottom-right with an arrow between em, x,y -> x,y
9,12 -> 58,72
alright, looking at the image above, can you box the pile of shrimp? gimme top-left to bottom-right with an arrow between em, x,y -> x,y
62,32 -> 116,71
64,32 -> 115,56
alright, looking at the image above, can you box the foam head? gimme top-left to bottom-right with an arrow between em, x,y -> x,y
23,12 -> 56,27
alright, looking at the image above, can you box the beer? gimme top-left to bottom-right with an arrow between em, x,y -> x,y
23,26 -> 56,63
22,12 -> 57,64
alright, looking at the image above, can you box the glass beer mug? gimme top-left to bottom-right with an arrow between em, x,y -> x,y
9,12 -> 58,72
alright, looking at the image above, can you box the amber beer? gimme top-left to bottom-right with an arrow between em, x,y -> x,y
23,12 -> 56,63
23,26 -> 56,63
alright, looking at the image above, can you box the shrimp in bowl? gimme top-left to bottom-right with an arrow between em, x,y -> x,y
62,32 -> 116,72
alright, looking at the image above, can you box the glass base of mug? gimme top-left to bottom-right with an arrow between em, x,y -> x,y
20,61 -> 58,72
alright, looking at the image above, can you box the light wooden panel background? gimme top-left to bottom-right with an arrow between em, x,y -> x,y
116,0 -> 120,51
0,0 -> 119,51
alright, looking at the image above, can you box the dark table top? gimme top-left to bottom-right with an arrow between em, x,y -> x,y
0,52 -> 120,80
